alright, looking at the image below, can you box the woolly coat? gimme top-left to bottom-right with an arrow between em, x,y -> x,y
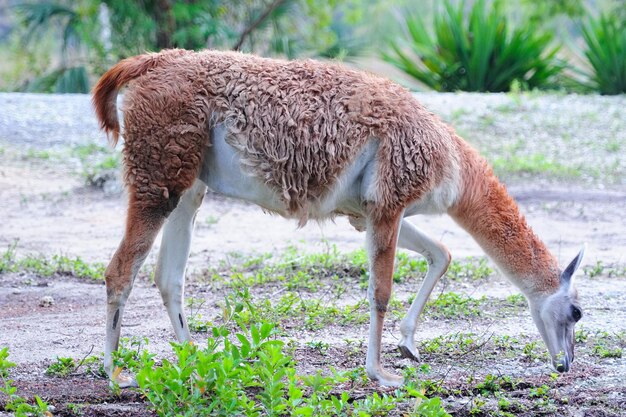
96,49 -> 456,220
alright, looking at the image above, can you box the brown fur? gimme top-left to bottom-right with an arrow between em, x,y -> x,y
92,49 -> 454,219
448,135 -> 560,294
104,197 -> 167,294
370,212 -> 403,313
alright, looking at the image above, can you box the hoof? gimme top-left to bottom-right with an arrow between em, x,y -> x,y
398,343 -> 420,362
367,367 -> 404,387
377,370 -> 404,387
110,367 -> 138,388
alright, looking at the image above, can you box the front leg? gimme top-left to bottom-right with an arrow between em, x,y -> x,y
396,220 -> 451,361
365,212 -> 403,387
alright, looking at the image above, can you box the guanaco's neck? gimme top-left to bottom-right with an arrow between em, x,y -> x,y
447,137 -> 560,295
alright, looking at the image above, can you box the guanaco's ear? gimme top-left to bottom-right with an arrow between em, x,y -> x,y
561,245 -> 586,285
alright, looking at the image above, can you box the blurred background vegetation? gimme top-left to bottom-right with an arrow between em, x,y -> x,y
0,0 -> 623,94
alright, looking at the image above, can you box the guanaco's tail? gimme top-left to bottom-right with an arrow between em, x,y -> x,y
92,50 -> 184,145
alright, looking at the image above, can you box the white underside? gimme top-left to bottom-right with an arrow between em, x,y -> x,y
198,124 -> 459,221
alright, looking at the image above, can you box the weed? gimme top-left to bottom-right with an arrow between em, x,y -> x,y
186,298 -> 213,333
306,340 -> 330,354
65,403 -> 84,416
394,251 -> 428,283
522,341 -> 547,362
128,292 -> 450,417
446,257 -> 493,280
0,347 -> 52,416
505,293 -> 526,307
474,374 -> 517,396
575,326 -> 589,343
25,148 -> 53,160
0,243 -> 105,280
420,332 -> 482,356
605,140 -> 621,152
204,215 -> 220,227
45,356 -> 76,377
493,335 -> 520,352
584,261 -> 605,278
113,337 -> 151,373
529,384 -> 550,398
0,241 -> 18,273
592,343 -> 623,358
427,292 -> 485,319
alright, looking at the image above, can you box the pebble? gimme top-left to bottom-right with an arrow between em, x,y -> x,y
39,295 -> 54,307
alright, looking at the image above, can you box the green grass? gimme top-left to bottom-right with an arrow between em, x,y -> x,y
427,292 -> 486,319
0,241 -> 105,280
445,257 -> 493,281
492,153 -> 581,178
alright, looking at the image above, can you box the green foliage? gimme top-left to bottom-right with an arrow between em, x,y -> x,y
520,0 -> 584,24
132,291 -> 450,417
505,293 -> 526,307
14,0 -> 101,93
0,348 -> 52,417
384,0 -> 563,92
420,332 -> 482,356
590,330 -> 624,358
446,257 -> 493,281
0,242 -> 106,280
0,241 -> 18,274
473,374 -> 517,396
581,13 -> 626,94
427,292 -> 485,319
45,357 -> 76,377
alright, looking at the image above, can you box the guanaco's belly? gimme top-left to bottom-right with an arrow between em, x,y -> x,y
198,125 -> 379,221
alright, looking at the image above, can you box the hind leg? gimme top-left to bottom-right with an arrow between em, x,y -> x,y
104,193 -> 178,387
154,179 -> 207,342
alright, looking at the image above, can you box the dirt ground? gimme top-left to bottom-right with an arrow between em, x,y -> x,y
0,93 -> 625,416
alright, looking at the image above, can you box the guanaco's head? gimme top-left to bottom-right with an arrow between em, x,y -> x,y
528,247 -> 585,373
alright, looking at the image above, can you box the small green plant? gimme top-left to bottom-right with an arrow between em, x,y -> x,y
384,0 -> 563,92
420,332 -> 482,356
584,260 -> 605,278
1,348 -> 52,417
0,243 -> 105,280
592,343 -> 623,358
505,293 -> 527,307
427,292 -> 485,319
474,374 -> 517,396
529,384 -> 550,399
446,257 -> 493,280
133,292 -> 450,417
45,356 -> 76,377
306,340 -> 330,354
575,326 -> 589,343
581,13 -> 626,94
186,298 -> 213,333
522,341 -> 547,362
0,241 -> 18,273
394,251 -> 428,282
65,403 -> 84,416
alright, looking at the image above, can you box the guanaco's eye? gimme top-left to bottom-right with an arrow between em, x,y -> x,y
571,306 -> 582,322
